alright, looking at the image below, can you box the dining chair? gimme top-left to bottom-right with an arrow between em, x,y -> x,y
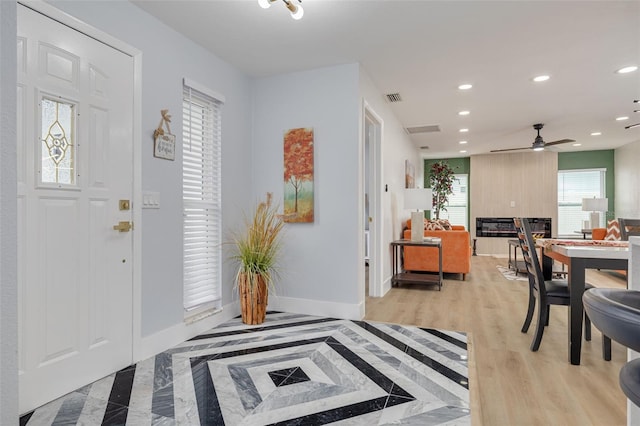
618,218 -> 640,241
513,217 -> 612,358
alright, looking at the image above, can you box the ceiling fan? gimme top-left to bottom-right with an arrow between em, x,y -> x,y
490,123 -> 575,153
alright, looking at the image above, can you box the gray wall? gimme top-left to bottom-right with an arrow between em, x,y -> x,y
50,0 -> 253,336
0,2 -> 18,423
251,64 -> 362,308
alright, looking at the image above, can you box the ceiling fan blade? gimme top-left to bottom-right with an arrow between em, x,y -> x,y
490,146 -> 531,153
545,138 -> 575,147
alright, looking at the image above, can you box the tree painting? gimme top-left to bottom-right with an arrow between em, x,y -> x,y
283,128 -> 314,223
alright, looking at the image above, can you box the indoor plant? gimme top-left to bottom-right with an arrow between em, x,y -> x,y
429,160 -> 457,219
230,193 -> 284,325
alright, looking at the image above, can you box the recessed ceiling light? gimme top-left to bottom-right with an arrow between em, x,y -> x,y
590,132 -> 602,136
616,116 -> 629,121
533,75 -> 550,82
458,110 -> 470,116
573,143 -> 582,147
459,141 -> 468,144
616,66 -> 638,74
459,150 -> 467,153
459,128 -> 469,133
458,84 -> 473,90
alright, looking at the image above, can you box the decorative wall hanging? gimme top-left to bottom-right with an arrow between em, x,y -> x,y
405,159 -> 415,188
283,128 -> 314,223
153,109 -> 175,160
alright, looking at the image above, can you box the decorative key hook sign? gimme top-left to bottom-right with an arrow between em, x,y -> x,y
153,109 -> 175,160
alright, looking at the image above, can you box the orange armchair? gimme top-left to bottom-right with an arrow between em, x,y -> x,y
402,222 -> 471,280
592,228 -> 606,240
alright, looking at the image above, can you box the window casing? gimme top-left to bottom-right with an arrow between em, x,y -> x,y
437,174 -> 468,229
557,168 -> 606,237
182,81 -> 223,313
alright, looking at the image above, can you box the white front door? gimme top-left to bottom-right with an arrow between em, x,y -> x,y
17,5 -> 134,414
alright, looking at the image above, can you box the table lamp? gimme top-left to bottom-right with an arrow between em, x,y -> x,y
582,197 -> 608,229
404,188 -> 433,242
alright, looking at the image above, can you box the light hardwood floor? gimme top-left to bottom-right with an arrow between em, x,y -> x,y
365,255 -> 628,426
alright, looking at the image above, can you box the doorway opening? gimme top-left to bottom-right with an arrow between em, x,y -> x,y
363,102 -> 383,300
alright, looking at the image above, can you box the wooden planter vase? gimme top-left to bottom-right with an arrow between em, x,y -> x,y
238,273 -> 268,325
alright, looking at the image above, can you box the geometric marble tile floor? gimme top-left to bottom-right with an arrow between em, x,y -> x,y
20,312 -> 470,425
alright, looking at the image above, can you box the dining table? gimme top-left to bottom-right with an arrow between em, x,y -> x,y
537,238 -> 629,365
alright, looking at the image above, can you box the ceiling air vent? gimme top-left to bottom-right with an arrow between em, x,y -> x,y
405,125 -> 441,135
385,93 -> 402,103
420,146 -> 429,150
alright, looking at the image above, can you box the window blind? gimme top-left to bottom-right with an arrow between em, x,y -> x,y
182,83 -> 223,311
438,174 -> 468,229
557,169 -> 606,236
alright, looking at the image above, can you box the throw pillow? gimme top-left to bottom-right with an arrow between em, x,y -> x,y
437,219 -> 452,230
424,219 -> 444,231
605,219 -> 621,241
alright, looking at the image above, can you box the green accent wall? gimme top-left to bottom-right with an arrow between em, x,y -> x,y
558,150 -> 615,218
423,158 -> 471,187
423,158 -> 471,224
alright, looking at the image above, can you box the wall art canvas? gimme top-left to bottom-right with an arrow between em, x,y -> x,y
284,128 -> 314,223
405,159 -> 415,188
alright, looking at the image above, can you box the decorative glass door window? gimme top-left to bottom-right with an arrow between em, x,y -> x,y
41,97 -> 76,185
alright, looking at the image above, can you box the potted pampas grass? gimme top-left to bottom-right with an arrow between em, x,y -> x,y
231,193 -> 284,325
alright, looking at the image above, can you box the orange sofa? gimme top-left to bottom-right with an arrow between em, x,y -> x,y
402,221 -> 472,280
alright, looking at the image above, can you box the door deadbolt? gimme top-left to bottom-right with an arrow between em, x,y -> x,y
119,200 -> 130,210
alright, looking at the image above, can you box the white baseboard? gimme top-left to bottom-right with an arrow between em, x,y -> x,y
133,301 -> 240,362
268,296 -> 364,320
133,296 -> 366,362
382,277 -> 392,296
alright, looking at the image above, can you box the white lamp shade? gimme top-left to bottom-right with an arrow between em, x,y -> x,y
258,0 -> 272,9
404,188 -> 433,211
582,197 -> 608,212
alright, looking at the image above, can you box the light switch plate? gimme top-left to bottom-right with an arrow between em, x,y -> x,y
142,191 -> 160,209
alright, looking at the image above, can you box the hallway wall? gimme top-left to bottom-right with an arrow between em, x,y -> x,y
0,2 -> 18,423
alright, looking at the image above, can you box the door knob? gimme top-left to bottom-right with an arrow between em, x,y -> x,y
113,221 -> 133,232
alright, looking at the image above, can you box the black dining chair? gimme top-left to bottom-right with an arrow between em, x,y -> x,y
618,218 -> 640,241
513,217 -> 612,358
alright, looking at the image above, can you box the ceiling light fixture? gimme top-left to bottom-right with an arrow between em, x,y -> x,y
533,75 -> 550,82
616,66 -> 638,74
458,84 -> 472,90
258,0 -> 304,20
459,141 -> 467,144
458,110 -> 470,116
573,143 -> 582,147
591,132 -> 601,136
460,150 -> 467,153
532,138 -> 545,151
616,116 -> 629,121
459,128 -> 469,133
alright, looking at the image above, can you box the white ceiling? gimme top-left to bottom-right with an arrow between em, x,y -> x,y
132,0 -> 640,158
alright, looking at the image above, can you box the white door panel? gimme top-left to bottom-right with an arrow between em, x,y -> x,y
18,5 -> 134,414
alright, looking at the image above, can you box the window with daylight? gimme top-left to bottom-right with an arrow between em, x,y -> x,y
557,169 -> 606,237
437,174 -> 468,229
183,80 -> 224,313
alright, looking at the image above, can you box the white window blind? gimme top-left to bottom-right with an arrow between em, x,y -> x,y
557,169 -> 606,237
183,83 -> 223,311
438,174 -> 468,229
